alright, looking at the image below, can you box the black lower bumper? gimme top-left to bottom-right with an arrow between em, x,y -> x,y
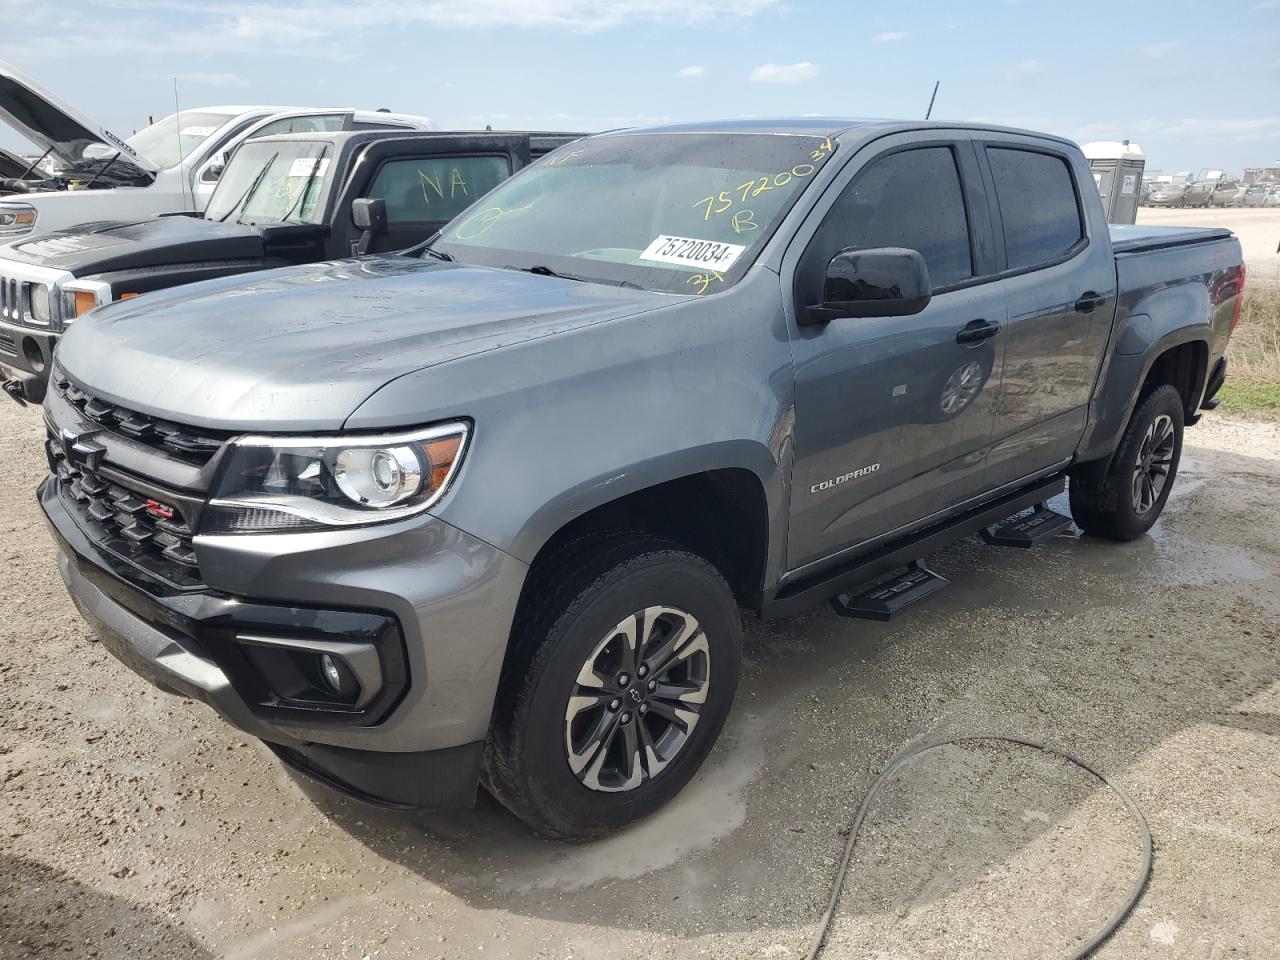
0,322 -> 55,404
42,478 -> 482,812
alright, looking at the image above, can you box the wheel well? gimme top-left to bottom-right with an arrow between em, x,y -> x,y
523,469 -> 770,610
1142,340 -> 1207,419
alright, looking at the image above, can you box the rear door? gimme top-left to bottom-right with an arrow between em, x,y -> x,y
340,135 -> 530,254
978,137 -> 1117,489
785,132 -> 1006,568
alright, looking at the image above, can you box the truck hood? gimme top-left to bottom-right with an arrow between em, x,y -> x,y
56,256 -> 677,431
0,60 -> 156,176
0,215 -> 295,274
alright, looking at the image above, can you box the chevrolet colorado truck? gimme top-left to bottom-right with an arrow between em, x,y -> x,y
0,128 -> 580,403
0,59 -> 433,240
39,119 -> 1244,839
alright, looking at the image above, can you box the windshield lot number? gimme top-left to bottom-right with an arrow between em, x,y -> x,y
640,235 -> 746,270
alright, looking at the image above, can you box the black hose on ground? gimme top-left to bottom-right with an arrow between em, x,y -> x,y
806,734 -> 1154,960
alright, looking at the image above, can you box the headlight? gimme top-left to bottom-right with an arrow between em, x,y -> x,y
203,422 -> 469,534
0,203 -> 37,237
29,283 -> 52,323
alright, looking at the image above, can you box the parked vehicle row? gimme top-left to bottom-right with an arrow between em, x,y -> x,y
0,60 -> 436,240
1142,177 -> 1280,208
23,114 -> 1245,838
0,128 -> 581,402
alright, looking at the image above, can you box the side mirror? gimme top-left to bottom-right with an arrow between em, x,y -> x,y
352,197 -> 388,255
803,247 -> 932,325
201,151 -> 230,184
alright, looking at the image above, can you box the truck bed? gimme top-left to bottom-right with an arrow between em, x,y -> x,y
1109,224 -> 1233,255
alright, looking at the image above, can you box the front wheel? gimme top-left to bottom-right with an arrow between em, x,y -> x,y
1069,384 -> 1185,541
484,535 -> 742,840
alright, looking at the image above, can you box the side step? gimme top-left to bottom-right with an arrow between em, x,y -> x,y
981,506 -> 1073,548
830,561 -> 948,622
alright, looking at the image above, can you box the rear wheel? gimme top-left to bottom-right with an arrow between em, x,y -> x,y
484,534 -> 742,840
1069,384 -> 1184,541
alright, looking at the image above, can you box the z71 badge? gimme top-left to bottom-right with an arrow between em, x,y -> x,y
811,463 -> 880,494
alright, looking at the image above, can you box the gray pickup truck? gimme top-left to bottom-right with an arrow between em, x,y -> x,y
39,119 -> 1245,839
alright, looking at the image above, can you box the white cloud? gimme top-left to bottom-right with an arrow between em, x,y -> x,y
1007,59 -> 1044,79
1139,40 -> 1179,59
874,31 -> 908,43
1,0 -> 785,61
176,72 -> 248,88
676,65 -> 705,78
749,61 -> 821,84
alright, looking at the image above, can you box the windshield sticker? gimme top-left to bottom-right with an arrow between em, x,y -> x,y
288,157 -> 331,178
640,235 -> 746,271
180,125 -> 217,138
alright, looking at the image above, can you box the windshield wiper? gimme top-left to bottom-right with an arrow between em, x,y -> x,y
405,232 -> 455,262
517,265 -> 586,281
216,151 -> 277,223
279,145 -> 329,225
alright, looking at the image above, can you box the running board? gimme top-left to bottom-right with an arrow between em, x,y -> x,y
762,474 -> 1067,620
830,561 -> 947,622
981,506 -> 1073,548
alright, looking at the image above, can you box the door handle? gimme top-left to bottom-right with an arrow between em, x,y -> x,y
956,319 -> 1000,344
1075,291 -> 1107,313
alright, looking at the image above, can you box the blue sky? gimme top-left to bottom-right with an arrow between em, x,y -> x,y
2,0 -> 1278,173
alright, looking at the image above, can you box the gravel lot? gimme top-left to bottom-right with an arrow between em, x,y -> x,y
2,397 -> 1278,960
1137,207 -> 1280,285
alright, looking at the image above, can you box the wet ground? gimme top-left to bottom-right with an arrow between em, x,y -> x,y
2,400 -> 1278,960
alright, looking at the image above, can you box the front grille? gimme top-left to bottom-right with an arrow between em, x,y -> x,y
0,274 -> 22,322
0,327 -> 14,358
48,435 -> 204,589
54,375 -> 229,465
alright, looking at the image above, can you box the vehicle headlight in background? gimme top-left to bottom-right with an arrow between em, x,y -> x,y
203,422 -> 470,534
0,203 -> 37,237
28,282 -> 52,323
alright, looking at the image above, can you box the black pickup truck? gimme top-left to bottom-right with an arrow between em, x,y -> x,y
0,129 -> 580,403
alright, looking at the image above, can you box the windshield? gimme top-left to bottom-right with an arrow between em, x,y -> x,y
126,111 -> 235,169
203,139 -> 334,225
433,132 -> 839,294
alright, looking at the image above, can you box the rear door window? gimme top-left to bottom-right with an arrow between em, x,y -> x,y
986,147 -> 1084,271
367,155 -> 512,224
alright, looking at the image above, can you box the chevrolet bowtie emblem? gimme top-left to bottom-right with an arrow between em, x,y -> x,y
59,427 -> 107,470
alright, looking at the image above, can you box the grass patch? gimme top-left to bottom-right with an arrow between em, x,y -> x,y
1213,382 -> 1280,420
1228,285 -> 1280,384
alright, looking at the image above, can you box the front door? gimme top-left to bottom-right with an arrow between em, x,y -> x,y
787,139 -> 1006,569
355,138 -> 530,254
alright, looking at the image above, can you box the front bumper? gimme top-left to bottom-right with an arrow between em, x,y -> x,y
42,471 -> 529,810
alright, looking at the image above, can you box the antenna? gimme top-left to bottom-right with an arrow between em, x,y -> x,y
173,77 -> 189,211
924,81 -> 940,120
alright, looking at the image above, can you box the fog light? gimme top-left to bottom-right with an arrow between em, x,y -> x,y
319,653 -> 359,701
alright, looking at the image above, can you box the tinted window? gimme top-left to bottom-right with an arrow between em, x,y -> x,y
368,155 -> 511,223
987,147 -> 1083,270
818,147 -> 973,288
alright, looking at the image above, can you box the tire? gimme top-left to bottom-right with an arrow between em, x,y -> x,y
1069,384 -> 1184,541
483,533 -> 742,840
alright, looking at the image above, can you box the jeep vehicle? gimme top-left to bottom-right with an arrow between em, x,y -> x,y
0,129 -> 581,403
0,59 -> 434,241
39,119 -> 1244,839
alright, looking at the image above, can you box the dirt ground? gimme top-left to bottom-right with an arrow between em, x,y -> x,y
2,396 -> 1278,960
1137,206 -> 1280,286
